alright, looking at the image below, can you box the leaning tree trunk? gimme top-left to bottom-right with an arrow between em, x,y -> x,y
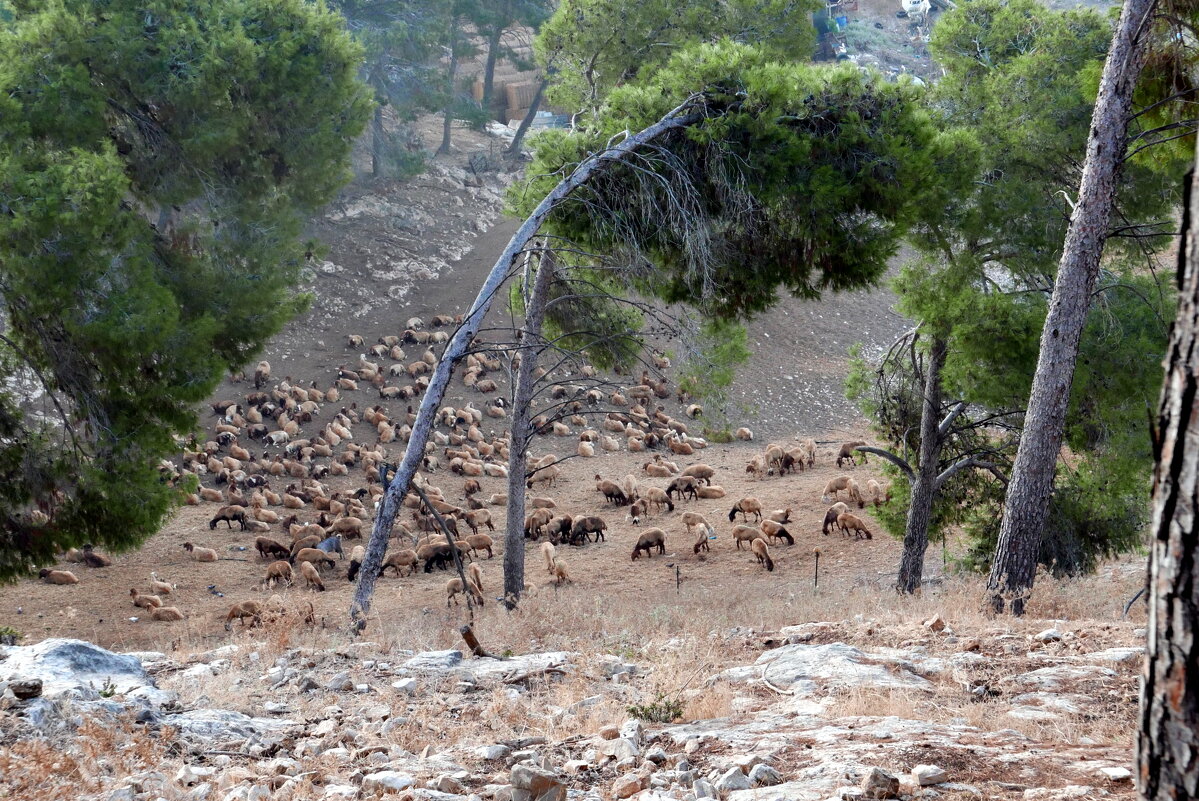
438,18 -> 460,157
987,0 -> 1157,615
370,102 -> 385,178
349,99 -> 705,629
506,78 -> 546,158
481,21 -> 504,114
897,334 -> 948,594
503,251 -> 555,607
1138,163 -> 1199,800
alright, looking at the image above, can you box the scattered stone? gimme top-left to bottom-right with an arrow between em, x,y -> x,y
430,774 -> 465,793
176,766 -> 218,787
392,678 -> 418,695
402,650 -> 464,672
1023,787 -> 1095,800
748,764 -> 783,787
612,774 -> 644,799
326,671 -> 354,692
477,745 -> 512,761
960,639 -> 981,653
598,738 -> 640,761
9,678 -> 42,700
0,639 -> 150,699
860,768 -> 899,799
510,763 -> 565,801
296,675 -> 319,692
598,725 -> 620,740
693,779 -> 715,799
362,771 -> 416,793
563,760 -> 590,775
911,765 -> 948,786
645,747 -> 668,764
923,615 -> 945,633
1099,767 -> 1132,782
715,766 -> 751,793
1034,629 -> 1063,643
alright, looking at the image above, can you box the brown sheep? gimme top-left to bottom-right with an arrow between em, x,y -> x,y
524,508 -> 554,539
129,589 -> 162,609
766,508 -> 792,524
293,548 -> 336,571
731,525 -> 761,549
681,464 -> 715,485
263,560 -> 293,588
822,502 -> 849,535
760,519 -> 794,545
681,511 -> 709,536
728,497 -> 763,523
329,517 -> 364,539
468,562 -> 484,592
632,528 -> 667,560
642,487 -> 674,514
569,516 -> 607,544
150,606 -> 185,622
694,523 -> 714,554
464,509 -> 495,535
696,485 -> 726,500
866,479 -> 891,508
347,545 -> 367,581
380,549 -> 418,577
300,559 -> 326,591
751,538 -> 775,571
594,475 -> 629,505
541,541 -> 557,574
149,572 -> 173,595
289,535 -> 321,557
255,537 -> 290,561
837,513 -> 873,540
821,476 -> 862,506
38,569 -> 79,585
665,475 -> 698,501
836,441 -> 868,469
225,600 -> 264,631
209,505 -> 248,530
183,542 -> 218,562
552,558 -> 572,585
81,545 -> 112,568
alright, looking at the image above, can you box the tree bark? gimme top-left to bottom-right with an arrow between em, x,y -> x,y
350,99 -> 705,629
370,102 -> 385,178
897,333 -> 947,594
438,17 -> 460,157
506,78 -> 546,158
503,249 -> 555,607
482,19 -> 505,114
1138,162 -> 1199,800
987,0 -> 1157,615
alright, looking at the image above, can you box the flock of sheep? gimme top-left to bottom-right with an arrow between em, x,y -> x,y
32,310 -> 891,627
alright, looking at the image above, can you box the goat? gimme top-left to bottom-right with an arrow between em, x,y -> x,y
728,497 -> 764,523
751,538 -> 775,571
38,569 -> 79,585
225,600 -> 263,631
316,534 -> 344,560
632,528 -> 667,560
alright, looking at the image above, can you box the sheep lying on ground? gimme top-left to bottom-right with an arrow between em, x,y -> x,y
129,589 -> 162,609
696,485 -> 726,499
183,543 -> 217,562
150,606 -> 185,622
38,569 -> 78,585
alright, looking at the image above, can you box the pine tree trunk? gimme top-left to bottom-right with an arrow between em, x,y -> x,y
349,101 -> 705,629
370,103 -> 385,178
1138,163 -> 1199,800
438,19 -> 460,157
986,0 -> 1157,615
897,334 -> 947,594
482,22 -> 504,115
503,251 -> 554,607
506,79 -> 546,158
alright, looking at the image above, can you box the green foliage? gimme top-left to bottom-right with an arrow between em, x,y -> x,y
627,693 -> 684,723
0,626 -> 21,645
0,0 -> 371,579
536,0 -> 821,115
677,319 -> 751,415
513,41 -> 958,320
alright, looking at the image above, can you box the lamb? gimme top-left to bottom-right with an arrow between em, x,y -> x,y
751,538 -> 775,571
681,464 -> 715,485
38,568 -> 79,585
570,516 -> 607,544
836,441 -> 868,469
150,606 -> 185,622
745,456 -> 767,480
665,475 -> 698,501
595,475 -> 629,506
644,461 -> 672,478
731,525 -> 761,549
837,513 -> 873,540
642,487 -> 674,514
760,519 -> 794,545
822,502 -> 849,535
694,523 -> 714,554
465,533 -> 494,559
541,541 -> 557,574
631,528 -> 667,560
696,485 -> 726,499
728,497 -> 764,523
129,589 -> 162,609
263,560 -> 293,588
224,600 -> 264,631
552,557 -> 572,585
380,549 -> 418,577
255,537 -> 290,560
300,559 -> 326,591
183,542 -> 218,562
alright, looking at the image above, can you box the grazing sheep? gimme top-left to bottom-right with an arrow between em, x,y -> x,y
731,525 -> 761,549
681,464 -> 715,485
329,517 -> 364,539
149,572 -> 173,596
760,519 -> 794,545
224,600 -> 264,631
150,606 -> 185,622
666,475 -> 698,501
594,475 -> 629,505
766,508 -> 792,524
836,441 -> 868,469
255,537 -> 290,561
837,513 -> 873,540
38,568 -> 79,585
464,509 -> 494,535
686,404 -> 703,419
263,560 -> 293,588
696,485 -> 726,499
346,545 -> 366,581
380,549 -> 418,577
541,542 -> 557,574
419,543 -> 456,573
627,498 -> 646,525
129,589 -> 162,609
681,511 -> 709,536
293,548 -> 336,571
468,562 -> 484,592
866,479 -> 891,508
254,360 -> 271,390
728,497 -> 764,523
183,542 -> 218,562
552,557 -> 572,585
694,523 -> 713,554
745,456 -> 767,480
642,487 -> 674,514
822,502 -> 849,535
821,476 -> 860,505
751,538 -> 775,571
300,560 -> 326,591
632,528 -> 667,560
446,576 -> 485,606
465,533 -> 494,559
735,427 -> 754,441
524,508 -> 554,539
796,437 -> 817,467
289,535 -> 321,557
569,516 -> 607,544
